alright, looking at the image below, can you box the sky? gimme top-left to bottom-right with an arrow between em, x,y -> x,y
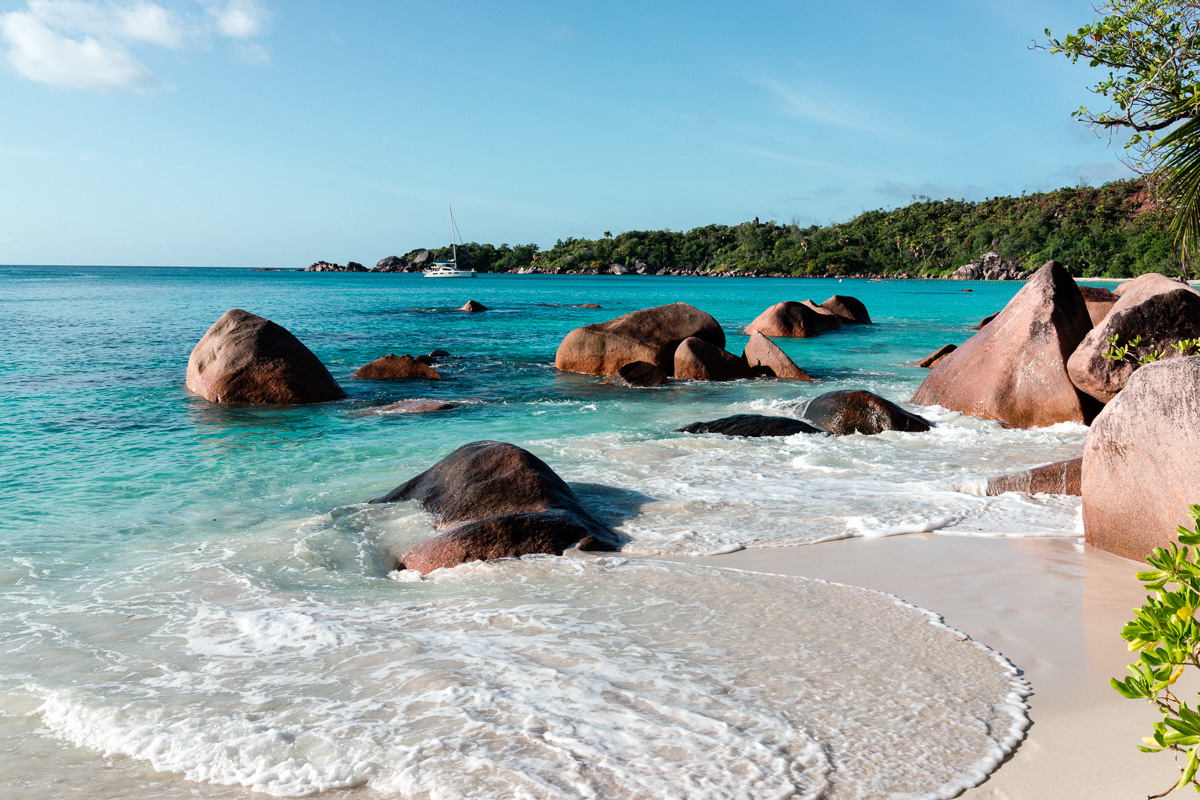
0,0 -> 1137,267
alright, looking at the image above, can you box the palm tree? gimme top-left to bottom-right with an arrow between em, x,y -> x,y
1157,95 -> 1200,274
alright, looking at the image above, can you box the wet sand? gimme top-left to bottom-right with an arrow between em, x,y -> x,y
667,534 -> 1179,799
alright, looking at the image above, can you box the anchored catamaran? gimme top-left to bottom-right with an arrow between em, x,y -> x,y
424,205 -> 476,278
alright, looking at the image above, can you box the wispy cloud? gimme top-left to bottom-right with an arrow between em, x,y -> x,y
0,0 -> 271,92
752,76 -> 875,131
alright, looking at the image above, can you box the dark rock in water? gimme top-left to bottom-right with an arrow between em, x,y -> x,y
678,414 -> 823,437
742,331 -> 813,380
1078,285 -> 1119,327
347,261 -> 365,271
798,300 -> 845,332
461,300 -> 488,312
415,355 -> 434,365
353,354 -> 442,380
975,312 -> 998,329
915,344 -> 957,368
376,399 -> 457,413
1067,273 -> 1200,404
986,458 -> 1081,496
370,441 -> 619,574
555,303 -> 725,376
578,303 -> 602,309
820,295 -> 871,324
1083,356 -> 1200,561
804,390 -> 932,435
603,361 -> 668,387
743,301 -> 834,338
429,349 -> 451,359
673,337 -> 752,381
186,309 -> 345,404
912,261 -> 1099,428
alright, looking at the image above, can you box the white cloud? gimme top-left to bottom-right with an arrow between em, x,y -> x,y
0,0 -> 270,92
0,10 -> 161,91
208,0 -> 267,39
752,76 -> 876,131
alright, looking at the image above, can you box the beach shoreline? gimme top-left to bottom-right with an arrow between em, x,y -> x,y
657,534 -> 1176,799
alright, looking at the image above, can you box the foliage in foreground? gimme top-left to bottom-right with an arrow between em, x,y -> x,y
1114,505 -> 1200,796
421,179 -> 1176,278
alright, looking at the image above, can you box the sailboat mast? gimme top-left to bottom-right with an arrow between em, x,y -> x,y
449,203 -> 457,265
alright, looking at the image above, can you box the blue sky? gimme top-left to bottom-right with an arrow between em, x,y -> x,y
0,0 -> 1133,267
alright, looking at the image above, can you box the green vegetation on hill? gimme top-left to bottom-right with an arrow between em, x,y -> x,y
421,179 -> 1179,278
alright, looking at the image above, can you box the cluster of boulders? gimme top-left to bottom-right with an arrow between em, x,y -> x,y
743,295 -> 870,338
305,261 -> 369,272
948,251 -> 1031,281
678,391 -> 931,438
915,262 -> 1200,561
305,251 -> 440,273
554,300 -> 840,384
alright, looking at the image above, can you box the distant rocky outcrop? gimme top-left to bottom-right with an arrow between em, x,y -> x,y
742,331 -> 813,380
370,250 -> 435,273
1067,273 -> 1200,404
555,303 -> 725,376
370,441 -> 619,574
915,344 -> 957,368
460,300 -> 488,312
353,354 -> 442,380
986,458 -> 1081,496
948,252 -> 1032,281
1083,356 -> 1200,561
306,261 -> 368,272
911,261 -> 1100,427
678,414 -> 823,437
186,309 -> 345,404
603,361 -> 669,387
803,390 -> 932,435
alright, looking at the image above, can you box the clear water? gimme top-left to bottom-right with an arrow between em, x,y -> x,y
0,267 -> 1074,798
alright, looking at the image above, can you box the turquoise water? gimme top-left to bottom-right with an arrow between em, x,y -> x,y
1,267 -> 1074,798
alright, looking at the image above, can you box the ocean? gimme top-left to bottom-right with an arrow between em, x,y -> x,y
0,267 -> 1085,798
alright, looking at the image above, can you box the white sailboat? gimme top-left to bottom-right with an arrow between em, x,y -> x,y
424,204 -> 476,278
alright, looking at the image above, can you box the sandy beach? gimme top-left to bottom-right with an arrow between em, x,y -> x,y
667,535 -> 1178,799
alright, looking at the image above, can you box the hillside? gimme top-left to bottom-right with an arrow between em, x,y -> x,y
404,179 -> 1180,278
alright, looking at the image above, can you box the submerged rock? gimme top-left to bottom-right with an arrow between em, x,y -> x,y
376,399 -> 458,413
742,331 -> 813,380
603,361 -> 669,387
678,414 -> 823,437
186,309 -> 345,405
986,458 -> 1081,496
555,302 -> 725,376
370,441 -> 619,574
915,344 -> 957,368
429,349 -> 451,359
1067,273 -> 1200,404
804,390 -> 932,435
353,354 -> 442,380
911,261 -> 1099,428
1083,356 -> 1200,561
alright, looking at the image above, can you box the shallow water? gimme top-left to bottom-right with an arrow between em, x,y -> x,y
0,267 -> 1079,797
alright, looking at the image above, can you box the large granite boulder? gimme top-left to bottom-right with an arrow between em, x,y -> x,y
555,303 -> 725,376
353,354 -> 442,380
911,261 -> 1100,427
1082,357 -> 1200,561
374,255 -> 404,272
673,337 -> 751,381
742,331 -> 813,380
799,301 -> 844,332
1079,285 -> 1120,326
185,309 -> 345,404
986,458 -> 1081,496
820,295 -> 871,324
603,361 -> 669,387
803,390 -> 931,435
678,414 -> 823,437
370,441 -> 619,573
744,301 -> 835,338
915,344 -> 956,368
1066,273 -> 1200,404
